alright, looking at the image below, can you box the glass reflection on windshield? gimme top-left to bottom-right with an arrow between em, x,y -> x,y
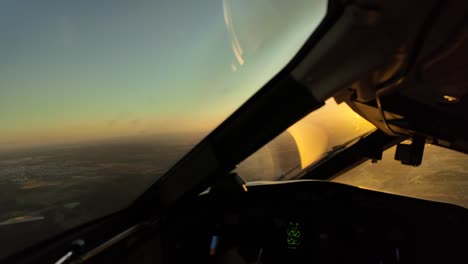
237,99 -> 376,181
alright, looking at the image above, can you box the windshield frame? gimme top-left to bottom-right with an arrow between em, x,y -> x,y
131,0 -> 343,212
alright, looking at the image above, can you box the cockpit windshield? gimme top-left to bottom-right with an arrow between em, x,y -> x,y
238,100 -> 468,209
0,0 -> 327,259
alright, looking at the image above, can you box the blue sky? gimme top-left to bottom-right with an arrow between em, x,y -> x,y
0,0 -> 326,148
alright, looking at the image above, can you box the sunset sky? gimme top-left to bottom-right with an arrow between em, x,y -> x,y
0,0 -> 326,149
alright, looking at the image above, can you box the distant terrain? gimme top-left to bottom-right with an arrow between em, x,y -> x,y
334,144 -> 468,209
0,135 -> 200,259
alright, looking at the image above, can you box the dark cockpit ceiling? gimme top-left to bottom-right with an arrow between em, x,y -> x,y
325,0 -> 468,153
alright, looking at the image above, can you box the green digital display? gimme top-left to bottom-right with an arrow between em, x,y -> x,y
286,222 -> 302,249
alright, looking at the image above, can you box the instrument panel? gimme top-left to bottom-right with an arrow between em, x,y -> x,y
164,181 -> 468,264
